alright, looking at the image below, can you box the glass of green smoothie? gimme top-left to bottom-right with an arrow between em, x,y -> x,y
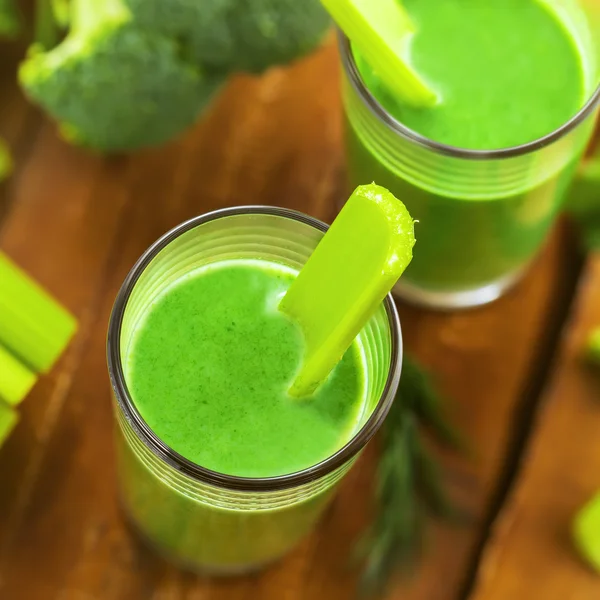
339,0 -> 600,309
107,206 -> 402,575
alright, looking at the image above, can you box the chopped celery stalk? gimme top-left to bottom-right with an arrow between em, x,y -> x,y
320,0 -> 438,107
588,329 -> 600,365
0,401 -> 18,448
0,138 -> 12,181
0,344 -> 37,406
0,252 -> 77,373
280,183 -> 415,397
573,491 -> 600,572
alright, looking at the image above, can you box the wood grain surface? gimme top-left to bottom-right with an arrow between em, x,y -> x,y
0,37 -> 599,600
470,255 -> 600,600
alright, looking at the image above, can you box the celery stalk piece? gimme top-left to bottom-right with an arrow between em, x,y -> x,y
280,183 -> 415,397
0,252 -> 77,373
0,401 -> 18,448
320,0 -> 438,107
0,344 -> 37,406
573,491 -> 600,572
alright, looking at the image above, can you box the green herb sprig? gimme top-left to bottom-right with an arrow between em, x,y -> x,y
356,356 -> 467,598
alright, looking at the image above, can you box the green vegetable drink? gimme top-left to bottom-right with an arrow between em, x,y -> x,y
109,208 -> 402,573
127,260 -> 366,479
342,0 -> 600,308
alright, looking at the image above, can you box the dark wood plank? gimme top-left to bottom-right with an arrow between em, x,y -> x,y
0,38 -> 580,599
468,253 -> 600,600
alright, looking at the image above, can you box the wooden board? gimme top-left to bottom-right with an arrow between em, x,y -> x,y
0,40 -> 586,599
469,254 -> 600,600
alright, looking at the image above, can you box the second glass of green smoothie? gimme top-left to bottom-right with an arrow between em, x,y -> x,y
340,0 -> 600,309
107,207 -> 403,575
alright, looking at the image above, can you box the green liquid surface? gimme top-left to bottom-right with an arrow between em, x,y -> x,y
125,259 -> 366,478
357,0 -> 586,150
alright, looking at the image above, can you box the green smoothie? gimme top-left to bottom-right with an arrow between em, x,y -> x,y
125,259 -> 366,478
116,256 -> 374,572
344,0 -> 596,296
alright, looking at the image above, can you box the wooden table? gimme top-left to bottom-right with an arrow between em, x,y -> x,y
1,38 -> 599,600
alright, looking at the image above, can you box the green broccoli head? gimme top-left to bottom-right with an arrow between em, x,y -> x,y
0,0 -> 21,38
123,0 -> 236,73
19,0 -> 224,152
124,0 -> 331,74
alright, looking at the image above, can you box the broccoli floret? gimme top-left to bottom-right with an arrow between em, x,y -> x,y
19,0 -> 224,151
124,0 -> 331,74
123,0 -> 236,73
0,0 -> 21,38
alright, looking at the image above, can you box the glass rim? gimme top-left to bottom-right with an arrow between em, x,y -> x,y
338,31 -> 600,161
107,205 -> 403,493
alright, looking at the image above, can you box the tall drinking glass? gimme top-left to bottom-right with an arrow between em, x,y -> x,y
340,1 -> 600,309
107,207 -> 402,575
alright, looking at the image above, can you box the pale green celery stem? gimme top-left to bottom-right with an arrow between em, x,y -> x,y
0,344 -> 37,406
0,401 -> 18,447
0,252 -> 77,373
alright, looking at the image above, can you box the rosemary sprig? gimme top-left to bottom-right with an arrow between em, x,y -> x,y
356,355 -> 466,598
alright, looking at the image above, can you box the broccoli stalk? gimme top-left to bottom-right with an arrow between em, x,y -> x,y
34,0 -> 61,49
19,0 -> 224,152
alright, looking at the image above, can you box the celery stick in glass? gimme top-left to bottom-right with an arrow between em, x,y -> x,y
280,183 -> 415,397
319,0 -> 437,107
